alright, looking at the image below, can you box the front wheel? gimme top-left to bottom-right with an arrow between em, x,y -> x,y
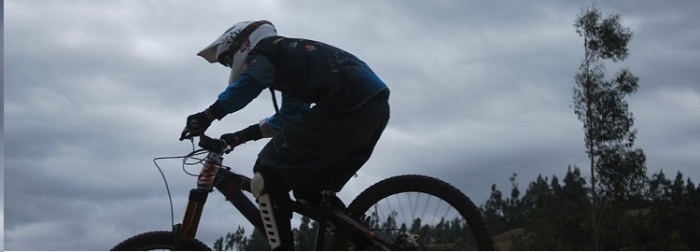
110,231 -> 211,251
346,175 -> 495,250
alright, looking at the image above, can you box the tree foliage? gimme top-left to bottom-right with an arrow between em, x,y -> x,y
573,4 -> 646,204
481,168 -> 699,250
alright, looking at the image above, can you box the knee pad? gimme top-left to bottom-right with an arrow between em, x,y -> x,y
251,164 -> 282,198
250,169 -> 293,249
251,172 -> 266,199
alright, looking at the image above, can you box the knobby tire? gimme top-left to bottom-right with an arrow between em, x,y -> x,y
110,231 -> 211,251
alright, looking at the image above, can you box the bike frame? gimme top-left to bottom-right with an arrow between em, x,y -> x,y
172,149 -> 401,250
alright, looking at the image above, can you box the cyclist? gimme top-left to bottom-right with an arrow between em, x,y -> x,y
182,20 -> 390,250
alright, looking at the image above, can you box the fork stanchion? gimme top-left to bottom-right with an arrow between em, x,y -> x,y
178,189 -> 210,238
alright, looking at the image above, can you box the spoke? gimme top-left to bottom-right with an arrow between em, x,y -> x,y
394,194 -> 409,226
411,192 -> 420,222
407,191 -> 414,221
429,209 -> 465,250
421,194 -> 432,225
381,198 -> 390,229
431,199 -> 443,225
441,205 -> 453,222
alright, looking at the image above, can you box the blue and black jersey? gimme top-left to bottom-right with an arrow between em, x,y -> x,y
215,36 -> 389,133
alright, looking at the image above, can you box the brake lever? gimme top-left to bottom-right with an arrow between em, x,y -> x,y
223,145 -> 233,154
179,127 -> 195,141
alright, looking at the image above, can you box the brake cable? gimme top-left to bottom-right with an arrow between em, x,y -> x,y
152,139 -> 233,230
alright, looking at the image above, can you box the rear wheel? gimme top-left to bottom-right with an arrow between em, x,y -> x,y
110,231 -> 211,251
346,175 -> 495,250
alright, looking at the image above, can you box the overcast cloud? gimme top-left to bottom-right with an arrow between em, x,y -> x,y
4,0 -> 700,250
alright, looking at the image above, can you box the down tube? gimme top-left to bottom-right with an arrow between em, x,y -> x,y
214,171 -> 264,231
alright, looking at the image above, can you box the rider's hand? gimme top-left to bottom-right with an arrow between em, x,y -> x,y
220,124 -> 264,153
220,132 -> 245,153
184,111 -> 214,137
181,101 -> 229,140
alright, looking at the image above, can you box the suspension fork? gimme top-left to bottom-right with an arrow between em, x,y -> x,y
175,188 -> 210,238
174,152 -> 223,238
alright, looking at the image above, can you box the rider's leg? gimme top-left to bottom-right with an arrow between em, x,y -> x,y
250,164 -> 294,251
253,90 -> 390,250
294,91 -> 390,196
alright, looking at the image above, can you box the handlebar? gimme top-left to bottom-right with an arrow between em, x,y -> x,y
198,135 -> 231,154
180,128 -> 231,154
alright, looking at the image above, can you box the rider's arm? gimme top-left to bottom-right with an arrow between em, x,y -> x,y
207,54 -> 276,119
209,53 -> 308,146
259,93 -> 311,137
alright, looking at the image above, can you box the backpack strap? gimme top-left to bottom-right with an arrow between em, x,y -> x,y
269,87 -> 279,114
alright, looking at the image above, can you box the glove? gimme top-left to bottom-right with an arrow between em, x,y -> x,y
181,101 -> 229,140
184,111 -> 213,136
220,124 -> 264,152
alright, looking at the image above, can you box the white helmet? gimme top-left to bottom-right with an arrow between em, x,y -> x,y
197,20 -> 276,68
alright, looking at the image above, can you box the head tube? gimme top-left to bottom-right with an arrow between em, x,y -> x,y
196,151 -> 223,190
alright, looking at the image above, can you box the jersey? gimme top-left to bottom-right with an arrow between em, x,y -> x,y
215,36 -> 389,133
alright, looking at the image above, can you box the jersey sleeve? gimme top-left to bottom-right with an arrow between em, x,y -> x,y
216,54 -> 276,114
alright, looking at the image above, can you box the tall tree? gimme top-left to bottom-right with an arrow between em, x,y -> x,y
481,184 -> 507,235
573,5 -> 646,248
573,4 -> 645,203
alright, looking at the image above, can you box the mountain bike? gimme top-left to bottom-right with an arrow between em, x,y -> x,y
110,134 -> 495,250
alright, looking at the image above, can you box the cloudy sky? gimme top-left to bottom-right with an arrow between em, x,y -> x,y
4,0 -> 700,250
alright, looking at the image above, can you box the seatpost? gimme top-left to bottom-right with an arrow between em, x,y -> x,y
320,173 -> 336,205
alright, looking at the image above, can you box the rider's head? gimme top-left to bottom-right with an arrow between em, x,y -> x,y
197,20 -> 276,77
